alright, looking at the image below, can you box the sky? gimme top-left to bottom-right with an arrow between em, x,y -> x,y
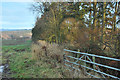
0,2 -> 119,29
1,2 -> 37,29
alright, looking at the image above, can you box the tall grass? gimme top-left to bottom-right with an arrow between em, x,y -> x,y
31,40 -> 64,63
31,44 -> 45,60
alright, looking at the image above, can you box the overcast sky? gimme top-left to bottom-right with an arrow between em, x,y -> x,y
1,2 -> 37,29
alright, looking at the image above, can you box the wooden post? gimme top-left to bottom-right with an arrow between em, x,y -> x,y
84,55 -> 87,75
78,49 -> 80,68
77,49 -> 80,58
92,56 -> 96,75
92,56 -> 95,69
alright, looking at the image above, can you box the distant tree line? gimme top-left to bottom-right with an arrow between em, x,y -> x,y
31,1 -> 120,57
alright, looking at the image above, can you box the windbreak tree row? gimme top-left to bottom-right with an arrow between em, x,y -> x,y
31,2 -> 120,57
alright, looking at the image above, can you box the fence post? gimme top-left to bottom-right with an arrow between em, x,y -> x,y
84,55 -> 87,75
77,49 -> 80,58
92,56 -> 96,75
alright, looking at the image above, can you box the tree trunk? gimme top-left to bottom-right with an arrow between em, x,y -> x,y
93,0 -> 97,42
101,1 -> 106,45
113,2 -> 118,32
89,0 -> 92,42
93,1 -> 97,30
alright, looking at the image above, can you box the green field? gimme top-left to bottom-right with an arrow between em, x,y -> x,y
2,39 -> 67,78
2,39 -> 31,46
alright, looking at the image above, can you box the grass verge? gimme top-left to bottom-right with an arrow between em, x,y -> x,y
2,42 -> 67,78
8,52 -> 66,78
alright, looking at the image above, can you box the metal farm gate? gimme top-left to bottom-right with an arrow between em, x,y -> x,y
63,49 -> 120,79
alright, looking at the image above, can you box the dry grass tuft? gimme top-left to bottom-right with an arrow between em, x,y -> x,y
31,40 -> 64,62
31,43 -> 46,60
47,43 -> 64,63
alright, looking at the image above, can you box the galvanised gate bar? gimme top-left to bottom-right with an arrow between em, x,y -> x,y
63,49 -> 120,79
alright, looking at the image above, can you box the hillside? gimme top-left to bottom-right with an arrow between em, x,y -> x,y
0,30 -> 32,40
0,29 -> 32,31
